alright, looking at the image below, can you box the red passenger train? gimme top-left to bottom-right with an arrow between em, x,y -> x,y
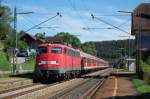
34,43 -> 109,80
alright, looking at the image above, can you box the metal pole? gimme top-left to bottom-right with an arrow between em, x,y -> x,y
129,36 -> 130,58
14,7 -> 17,49
13,7 -> 17,74
12,8 -> 34,74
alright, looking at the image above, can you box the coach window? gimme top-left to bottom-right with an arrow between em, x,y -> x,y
51,47 -> 62,54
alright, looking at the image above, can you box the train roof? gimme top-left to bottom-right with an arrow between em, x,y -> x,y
38,43 -> 80,52
80,51 -> 108,63
38,43 -> 108,63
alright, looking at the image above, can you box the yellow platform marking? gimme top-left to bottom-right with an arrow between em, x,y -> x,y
112,77 -> 118,99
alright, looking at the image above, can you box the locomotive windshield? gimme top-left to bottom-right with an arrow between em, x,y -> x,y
51,47 -> 62,53
37,47 -> 48,53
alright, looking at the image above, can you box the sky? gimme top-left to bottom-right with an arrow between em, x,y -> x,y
2,0 -> 150,42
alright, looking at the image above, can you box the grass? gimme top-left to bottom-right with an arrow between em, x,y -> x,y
0,51 -> 11,71
21,59 -> 35,71
0,72 -> 13,78
0,59 -> 35,78
140,61 -> 150,73
131,75 -> 150,93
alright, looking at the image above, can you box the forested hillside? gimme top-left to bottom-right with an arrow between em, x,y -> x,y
81,39 -> 135,65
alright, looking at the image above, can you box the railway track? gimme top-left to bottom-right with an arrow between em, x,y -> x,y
80,77 -> 105,99
0,83 -> 47,99
0,77 -> 83,99
0,83 -> 38,94
0,69 -> 111,99
48,77 -> 105,99
0,79 -> 68,99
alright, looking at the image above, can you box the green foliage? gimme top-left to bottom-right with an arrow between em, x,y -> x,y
140,61 -> 150,73
132,76 -> 150,93
55,32 -> 81,48
17,40 -> 28,51
17,31 -> 28,50
3,33 -> 15,51
0,5 -> 14,51
0,42 -> 3,48
3,31 -> 28,51
0,5 -> 27,51
81,42 -> 97,56
0,5 -> 13,40
22,59 -> 35,70
0,51 -> 11,71
146,56 -> 150,65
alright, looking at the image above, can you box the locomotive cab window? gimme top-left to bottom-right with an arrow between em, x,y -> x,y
37,47 -> 48,53
51,47 -> 62,53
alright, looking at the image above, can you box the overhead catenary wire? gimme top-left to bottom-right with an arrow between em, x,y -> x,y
91,14 -> 131,35
83,19 -> 130,30
25,12 -> 62,32
67,0 -> 92,33
117,19 -> 131,28
83,27 -> 113,30
19,14 -> 36,26
16,15 -> 32,29
93,14 -> 130,17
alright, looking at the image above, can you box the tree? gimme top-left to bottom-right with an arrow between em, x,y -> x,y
55,32 -> 81,48
81,42 -> 97,56
0,5 -> 13,41
3,31 -> 28,51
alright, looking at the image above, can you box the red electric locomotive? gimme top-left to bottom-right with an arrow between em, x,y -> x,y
34,43 -> 109,81
34,43 -> 81,80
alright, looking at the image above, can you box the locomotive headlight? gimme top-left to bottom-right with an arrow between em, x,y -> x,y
38,60 -> 59,65
38,61 -> 46,65
49,61 -> 59,65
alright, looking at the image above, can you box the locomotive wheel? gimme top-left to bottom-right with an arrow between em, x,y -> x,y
67,73 -> 71,79
33,73 -> 41,83
33,77 -> 39,83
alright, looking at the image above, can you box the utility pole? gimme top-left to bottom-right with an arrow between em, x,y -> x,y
12,7 -> 34,74
14,7 -> 17,49
12,7 -> 17,74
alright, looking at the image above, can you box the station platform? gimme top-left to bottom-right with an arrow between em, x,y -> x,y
94,76 -> 139,99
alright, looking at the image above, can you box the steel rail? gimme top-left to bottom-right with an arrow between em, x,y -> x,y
79,77 -> 105,99
49,78 -> 92,99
